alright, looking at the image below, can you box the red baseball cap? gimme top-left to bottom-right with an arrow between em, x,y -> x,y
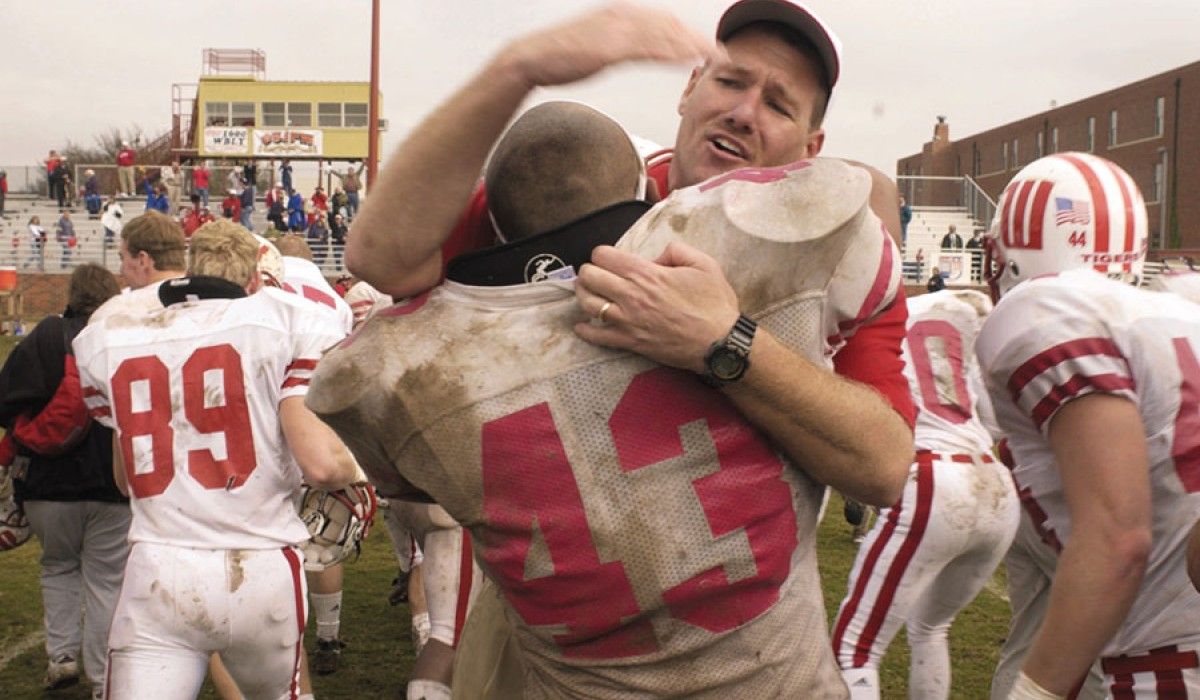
716,0 -> 842,91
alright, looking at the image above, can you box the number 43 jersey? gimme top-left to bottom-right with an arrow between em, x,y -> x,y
74,286 -> 346,550
976,269 -> 1200,655
308,158 -> 899,698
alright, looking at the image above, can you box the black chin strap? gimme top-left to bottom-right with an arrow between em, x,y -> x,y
445,200 -> 651,286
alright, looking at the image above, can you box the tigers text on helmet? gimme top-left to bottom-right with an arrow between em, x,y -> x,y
984,152 -> 1148,302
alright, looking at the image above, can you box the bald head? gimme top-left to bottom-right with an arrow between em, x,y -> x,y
485,101 -> 643,241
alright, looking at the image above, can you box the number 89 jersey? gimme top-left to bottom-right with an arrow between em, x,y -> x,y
976,269 -> 1200,655
74,286 -> 346,550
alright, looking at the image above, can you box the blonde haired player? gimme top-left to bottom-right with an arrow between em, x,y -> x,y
977,153 -> 1200,699
75,221 -> 357,699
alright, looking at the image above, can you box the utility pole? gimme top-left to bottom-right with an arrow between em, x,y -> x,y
367,0 -> 381,190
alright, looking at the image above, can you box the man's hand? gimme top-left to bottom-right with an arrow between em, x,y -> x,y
574,241 -> 739,373
501,2 -> 716,89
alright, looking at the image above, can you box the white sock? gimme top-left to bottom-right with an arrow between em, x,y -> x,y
411,611 -> 431,655
842,667 -> 880,700
407,679 -> 451,700
311,591 -> 342,641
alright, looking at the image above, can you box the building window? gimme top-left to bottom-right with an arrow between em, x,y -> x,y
1002,142 -> 1009,170
1036,132 -> 1044,158
262,102 -> 286,127
205,102 -> 229,127
231,102 -> 254,127
973,149 -> 981,177
287,102 -> 312,127
1109,110 -> 1118,146
318,103 -> 342,127
1087,117 -> 1096,152
1011,139 -> 1019,168
344,103 -> 369,128
1155,96 -> 1166,136
1051,127 -> 1059,153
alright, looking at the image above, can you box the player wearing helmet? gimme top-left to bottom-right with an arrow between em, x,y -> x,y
976,153 -> 1200,699
832,289 -> 1019,700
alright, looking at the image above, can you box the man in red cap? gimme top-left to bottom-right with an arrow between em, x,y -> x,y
343,3 -> 914,696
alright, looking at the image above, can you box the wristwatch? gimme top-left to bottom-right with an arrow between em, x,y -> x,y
702,314 -> 757,386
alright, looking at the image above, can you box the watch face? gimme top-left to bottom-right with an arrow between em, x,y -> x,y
709,347 -> 746,380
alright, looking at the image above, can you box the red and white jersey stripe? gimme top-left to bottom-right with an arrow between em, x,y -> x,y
74,286 -> 345,549
976,269 -> 1200,655
281,257 -> 353,334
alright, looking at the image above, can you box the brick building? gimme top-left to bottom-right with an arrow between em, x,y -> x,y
898,60 -> 1200,251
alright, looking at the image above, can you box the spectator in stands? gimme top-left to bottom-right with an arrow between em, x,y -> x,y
1,169 -> 9,215
116,141 -> 136,197
161,159 -> 182,214
940,223 -> 963,250
965,229 -> 983,282
287,188 -> 305,232
311,185 -> 328,214
307,210 -> 330,267
84,170 -> 102,219
192,161 -> 211,208
965,229 -> 982,250
329,212 -> 348,268
329,164 -> 364,219
25,215 -> 46,271
330,188 -> 349,222
238,182 -> 255,230
55,211 -> 76,269
280,159 -> 293,194
146,183 -> 169,215
267,186 -> 286,232
45,149 -> 62,202
221,189 -> 241,223
51,157 -> 70,208
0,263 -> 128,694
101,197 -> 123,249
899,196 -> 912,246
225,163 -> 243,194
242,160 -> 258,203
927,266 -> 946,292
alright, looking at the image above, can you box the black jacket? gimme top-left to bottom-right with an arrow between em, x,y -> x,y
0,310 -> 124,503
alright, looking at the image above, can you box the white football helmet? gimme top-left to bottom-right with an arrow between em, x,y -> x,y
984,152 -> 1148,301
252,233 -> 284,288
0,464 -> 31,552
298,483 -> 379,572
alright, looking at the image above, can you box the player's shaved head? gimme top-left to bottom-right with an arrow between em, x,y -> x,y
122,211 -> 187,272
485,101 -> 643,242
189,220 -> 260,289
275,234 -> 314,261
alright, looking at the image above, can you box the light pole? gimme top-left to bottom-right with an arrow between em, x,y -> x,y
368,0 -> 381,190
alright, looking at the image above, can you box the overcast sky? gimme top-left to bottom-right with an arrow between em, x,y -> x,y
3,0 -> 1198,176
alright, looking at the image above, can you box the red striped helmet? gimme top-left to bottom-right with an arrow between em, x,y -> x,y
984,152 -> 1147,301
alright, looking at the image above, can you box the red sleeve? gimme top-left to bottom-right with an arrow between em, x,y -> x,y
440,183 -> 497,274
832,286 -> 916,429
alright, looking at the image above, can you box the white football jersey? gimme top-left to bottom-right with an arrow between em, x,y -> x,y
89,277 -> 182,326
281,257 -> 353,334
902,290 -> 995,454
310,158 -> 899,697
75,286 -> 345,550
976,269 -> 1200,654
1150,270 -> 1200,306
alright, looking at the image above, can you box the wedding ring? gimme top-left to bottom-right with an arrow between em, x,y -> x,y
596,300 -> 613,324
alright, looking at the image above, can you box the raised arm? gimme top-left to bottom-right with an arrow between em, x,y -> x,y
280,396 -> 357,491
345,2 -> 712,297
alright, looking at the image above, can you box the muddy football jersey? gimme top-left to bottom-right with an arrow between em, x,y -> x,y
309,158 -> 900,698
75,285 -> 345,549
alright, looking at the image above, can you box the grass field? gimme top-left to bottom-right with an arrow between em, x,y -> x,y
0,331 -> 1012,698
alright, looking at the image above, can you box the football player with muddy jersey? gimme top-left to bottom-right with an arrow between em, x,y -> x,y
308,157 -> 900,698
75,223 -> 355,700
832,289 -> 1018,699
